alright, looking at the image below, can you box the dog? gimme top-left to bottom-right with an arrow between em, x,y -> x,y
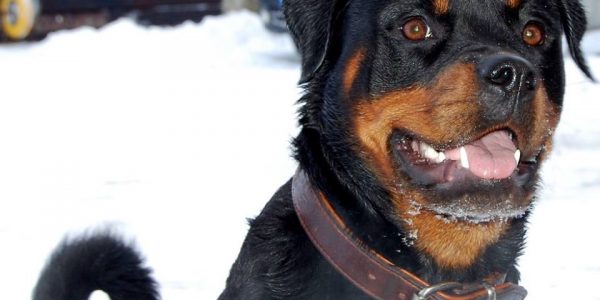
218,0 -> 593,299
33,0 -> 593,299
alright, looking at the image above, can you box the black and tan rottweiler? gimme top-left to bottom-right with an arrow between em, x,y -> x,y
218,0 -> 593,299
32,0 -> 593,299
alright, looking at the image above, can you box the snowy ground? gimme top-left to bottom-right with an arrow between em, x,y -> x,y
0,11 -> 598,300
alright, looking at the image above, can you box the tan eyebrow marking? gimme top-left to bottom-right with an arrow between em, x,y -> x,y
506,0 -> 521,9
432,0 -> 449,15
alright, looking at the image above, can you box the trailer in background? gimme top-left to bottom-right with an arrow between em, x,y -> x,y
0,0 -> 221,41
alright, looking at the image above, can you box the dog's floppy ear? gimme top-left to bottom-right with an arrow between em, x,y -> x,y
284,0 -> 347,83
559,0 -> 595,80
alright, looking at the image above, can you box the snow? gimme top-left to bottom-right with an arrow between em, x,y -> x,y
0,11 -> 598,300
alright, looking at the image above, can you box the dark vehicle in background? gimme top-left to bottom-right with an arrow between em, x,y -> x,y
0,0 -> 221,41
258,0 -> 285,33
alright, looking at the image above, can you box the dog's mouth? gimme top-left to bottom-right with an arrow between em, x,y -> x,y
390,129 -> 541,222
391,129 -> 539,187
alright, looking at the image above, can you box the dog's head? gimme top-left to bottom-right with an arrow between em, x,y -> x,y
287,0 -> 592,273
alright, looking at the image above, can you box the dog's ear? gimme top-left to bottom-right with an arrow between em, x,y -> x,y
284,0 -> 347,83
559,0 -> 595,80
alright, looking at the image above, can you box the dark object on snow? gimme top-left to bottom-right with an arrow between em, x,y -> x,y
33,232 -> 159,300
0,0 -> 221,42
219,0 -> 594,299
258,0 -> 285,33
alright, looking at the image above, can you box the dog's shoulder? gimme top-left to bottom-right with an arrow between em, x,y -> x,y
220,179 -> 311,299
219,179 -> 367,299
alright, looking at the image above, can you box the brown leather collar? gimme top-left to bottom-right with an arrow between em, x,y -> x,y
291,168 -> 528,300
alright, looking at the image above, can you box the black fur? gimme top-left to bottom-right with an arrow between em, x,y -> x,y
33,233 -> 159,300
220,0 -> 593,299
31,1 -> 594,299
559,0 -> 595,80
285,0 -> 347,83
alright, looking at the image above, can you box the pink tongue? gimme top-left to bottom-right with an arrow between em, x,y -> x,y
445,131 -> 517,180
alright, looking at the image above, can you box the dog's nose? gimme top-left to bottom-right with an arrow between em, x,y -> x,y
477,54 -> 537,121
478,54 -> 537,93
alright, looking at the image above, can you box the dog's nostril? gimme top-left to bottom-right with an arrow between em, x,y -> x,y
489,66 -> 515,86
524,72 -> 537,90
476,54 -> 538,122
477,54 -> 536,94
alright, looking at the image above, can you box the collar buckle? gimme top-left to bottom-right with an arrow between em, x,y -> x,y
413,281 -> 498,300
412,282 -> 462,300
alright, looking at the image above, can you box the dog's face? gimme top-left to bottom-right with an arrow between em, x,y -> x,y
287,0 -> 592,271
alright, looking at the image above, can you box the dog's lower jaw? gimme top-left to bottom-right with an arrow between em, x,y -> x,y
402,209 -> 509,270
392,186 -> 529,274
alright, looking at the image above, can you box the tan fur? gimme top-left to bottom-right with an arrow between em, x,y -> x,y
432,0 -> 450,15
530,87 -> 560,162
412,213 -> 508,268
343,49 -> 366,96
506,0 -> 521,9
400,193 -> 509,268
352,63 -> 557,269
354,64 -> 479,181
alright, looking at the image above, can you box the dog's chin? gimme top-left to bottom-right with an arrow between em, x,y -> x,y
409,192 -> 531,224
389,130 -> 541,223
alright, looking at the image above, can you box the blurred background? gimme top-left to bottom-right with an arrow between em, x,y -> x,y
0,0 -> 280,42
583,0 -> 600,29
0,1 -> 598,300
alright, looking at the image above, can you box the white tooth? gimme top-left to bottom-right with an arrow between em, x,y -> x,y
434,152 -> 446,164
418,142 -> 447,164
419,142 -> 429,154
411,141 -> 419,152
514,150 -> 521,164
460,146 -> 470,169
425,148 -> 439,160
420,142 -> 437,160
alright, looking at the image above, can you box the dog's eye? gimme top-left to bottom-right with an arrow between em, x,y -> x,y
522,22 -> 545,46
402,17 -> 432,41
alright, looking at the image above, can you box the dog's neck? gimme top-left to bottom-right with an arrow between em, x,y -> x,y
294,129 -> 427,271
292,168 -> 528,299
294,128 -> 526,284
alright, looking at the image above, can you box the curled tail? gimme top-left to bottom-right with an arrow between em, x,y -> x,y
33,232 -> 160,300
